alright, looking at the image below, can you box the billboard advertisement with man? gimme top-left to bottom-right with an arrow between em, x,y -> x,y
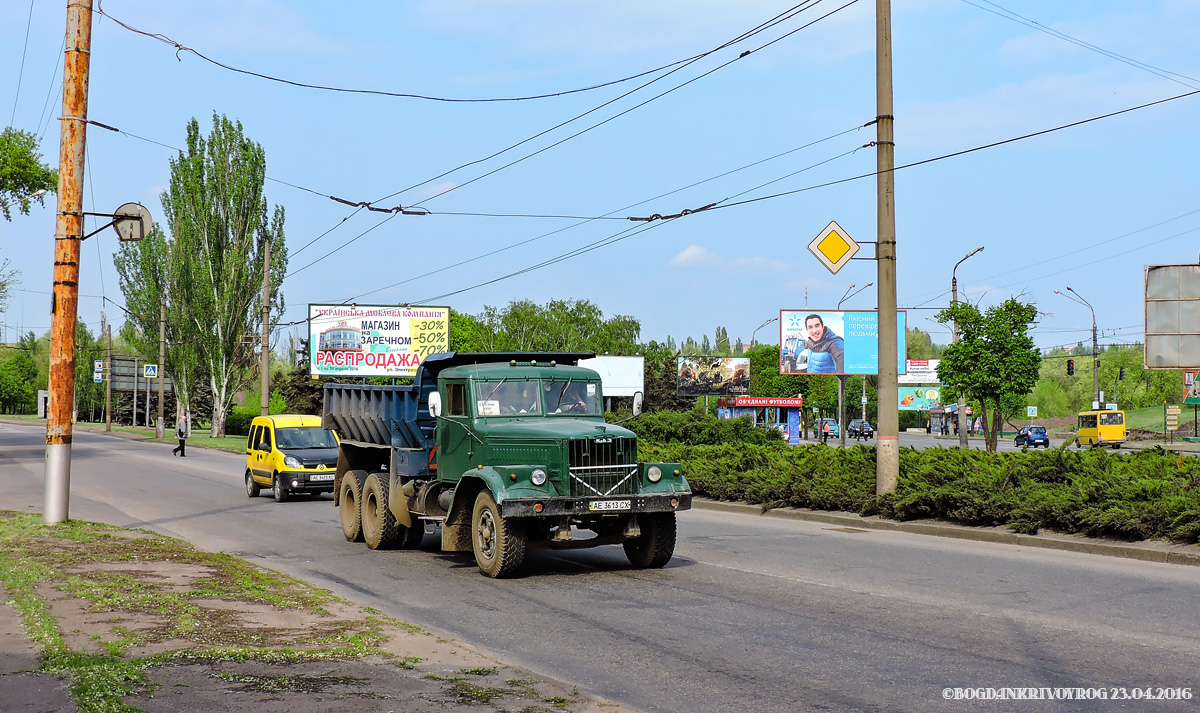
779,310 -> 907,376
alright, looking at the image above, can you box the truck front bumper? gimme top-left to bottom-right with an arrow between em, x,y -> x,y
501,492 -> 692,518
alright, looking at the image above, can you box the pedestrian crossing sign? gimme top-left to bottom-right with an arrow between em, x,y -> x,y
144,364 -> 158,378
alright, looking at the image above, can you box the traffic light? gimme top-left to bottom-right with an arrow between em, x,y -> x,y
1067,359 -> 1075,376
1119,367 -> 1126,380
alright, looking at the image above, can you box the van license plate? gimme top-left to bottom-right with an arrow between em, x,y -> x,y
310,473 -> 334,481
589,500 -> 631,511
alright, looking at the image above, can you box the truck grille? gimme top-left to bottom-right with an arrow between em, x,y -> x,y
568,437 -> 638,497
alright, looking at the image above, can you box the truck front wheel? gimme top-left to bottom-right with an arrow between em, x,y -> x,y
339,470 -> 368,542
623,512 -> 677,569
472,491 -> 525,578
362,473 -> 401,550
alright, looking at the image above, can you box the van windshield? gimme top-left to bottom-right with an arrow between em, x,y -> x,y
275,426 -> 338,449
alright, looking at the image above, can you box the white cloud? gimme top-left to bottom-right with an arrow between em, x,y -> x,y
670,244 -> 788,272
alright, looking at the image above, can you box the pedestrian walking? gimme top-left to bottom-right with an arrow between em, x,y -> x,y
172,415 -> 188,457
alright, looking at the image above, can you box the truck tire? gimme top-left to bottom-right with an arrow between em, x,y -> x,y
339,470 -> 368,542
272,473 -> 290,503
362,473 -> 401,550
245,470 -> 260,498
623,512 -> 677,569
472,490 -> 525,578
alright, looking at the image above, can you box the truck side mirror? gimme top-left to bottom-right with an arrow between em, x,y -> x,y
632,391 -> 643,417
428,391 -> 442,418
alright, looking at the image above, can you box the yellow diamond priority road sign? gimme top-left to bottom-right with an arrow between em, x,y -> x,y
808,220 -> 860,275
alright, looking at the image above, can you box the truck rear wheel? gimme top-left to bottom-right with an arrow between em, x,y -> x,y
339,470 -> 368,542
623,512 -> 677,569
472,491 -> 525,578
362,473 -> 400,550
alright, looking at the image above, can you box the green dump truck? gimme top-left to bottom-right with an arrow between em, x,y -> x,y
323,352 -> 691,577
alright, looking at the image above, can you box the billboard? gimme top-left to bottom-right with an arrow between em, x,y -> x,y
309,304 -> 449,378
677,357 -> 750,396
900,359 -> 939,384
579,356 -> 645,397
898,386 -> 941,411
1185,370 -> 1200,406
780,310 -> 907,376
1144,264 -> 1200,369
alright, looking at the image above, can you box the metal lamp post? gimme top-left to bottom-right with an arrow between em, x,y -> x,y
750,317 -> 778,349
1056,287 -> 1100,406
952,246 -> 983,447
837,282 -> 873,447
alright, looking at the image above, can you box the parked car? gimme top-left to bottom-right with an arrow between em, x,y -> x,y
819,418 -> 840,438
1015,424 -> 1050,448
245,414 -> 340,502
847,419 -> 874,440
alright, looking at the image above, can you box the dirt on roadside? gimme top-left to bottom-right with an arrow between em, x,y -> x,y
0,512 -> 630,713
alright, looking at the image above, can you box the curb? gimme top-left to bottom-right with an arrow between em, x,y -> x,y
692,498 -> 1200,567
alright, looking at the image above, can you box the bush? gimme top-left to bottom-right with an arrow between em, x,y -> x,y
644,441 -> 1200,544
224,410 -> 255,436
621,409 -> 785,447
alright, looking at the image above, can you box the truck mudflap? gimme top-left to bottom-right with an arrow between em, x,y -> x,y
500,492 -> 691,518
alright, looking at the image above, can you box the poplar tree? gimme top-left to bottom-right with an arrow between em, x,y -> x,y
159,113 -> 286,436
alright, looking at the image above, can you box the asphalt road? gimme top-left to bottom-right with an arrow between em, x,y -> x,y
3,422 -> 1199,713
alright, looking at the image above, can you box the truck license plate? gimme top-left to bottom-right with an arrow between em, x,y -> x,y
589,500 -> 631,511
310,473 -> 334,481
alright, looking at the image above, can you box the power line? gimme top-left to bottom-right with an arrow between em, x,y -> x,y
962,0 -> 1200,90
35,36 -> 65,141
375,0 -> 858,209
9,0 -> 35,127
94,4 -> 780,104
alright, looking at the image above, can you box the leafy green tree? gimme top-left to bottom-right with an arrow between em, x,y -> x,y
715,326 -> 730,355
114,223 -> 205,426
0,348 -> 37,413
0,127 -> 56,221
640,340 -> 694,413
937,298 -> 1042,451
475,299 -> 639,354
158,114 -> 287,436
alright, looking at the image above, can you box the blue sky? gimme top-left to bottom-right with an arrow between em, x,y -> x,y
2,0 -> 1197,356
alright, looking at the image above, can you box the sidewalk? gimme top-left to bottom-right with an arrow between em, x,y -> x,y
694,498 -> 1200,567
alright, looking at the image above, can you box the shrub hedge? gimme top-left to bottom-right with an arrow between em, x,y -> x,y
641,441 -> 1200,544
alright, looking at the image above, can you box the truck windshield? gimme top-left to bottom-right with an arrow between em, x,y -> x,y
275,427 -> 338,449
544,380 -> 601,415
475,380 -> 541,416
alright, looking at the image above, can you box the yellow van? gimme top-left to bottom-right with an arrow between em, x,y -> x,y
1073,409 -> 1126,450
245,415 -> 340,502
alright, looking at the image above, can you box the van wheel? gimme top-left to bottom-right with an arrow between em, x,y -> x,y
339,470 -> 368,542
362,473 -> 400,550
272,473 -> 289,502
1074,439 -> 1080,449
472,491 -> 525,578
245,470 -> 260,498
623,512 -> 677,569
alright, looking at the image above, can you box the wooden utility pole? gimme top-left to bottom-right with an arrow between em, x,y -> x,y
157,298 -> 165,438
875,0 -> 899,494
260,239 -> 270,416
45,0 -> 94,525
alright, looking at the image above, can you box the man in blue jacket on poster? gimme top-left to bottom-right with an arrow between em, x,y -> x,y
803,314 -> 845,374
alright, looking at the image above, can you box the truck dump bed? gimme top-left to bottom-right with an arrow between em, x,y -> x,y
322,382 -> 435,449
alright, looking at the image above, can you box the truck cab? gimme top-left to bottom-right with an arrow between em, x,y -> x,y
324,352 -> 691,577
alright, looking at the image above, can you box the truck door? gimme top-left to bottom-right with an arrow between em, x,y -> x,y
437,381 -> 472,482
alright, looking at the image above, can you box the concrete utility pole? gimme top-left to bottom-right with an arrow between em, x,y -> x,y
260,239 -> 271,416
874,0 -> 898,494
44,0 -> 94,525
157,299 -> 165,438
104,319 -> 111,432
952,246 -> 983,448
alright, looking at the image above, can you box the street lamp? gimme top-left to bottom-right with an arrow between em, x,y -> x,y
836,282 -> 874,448
1055,287 -> 1099,406
952,246 -> 984,448
750,317 -> 778,349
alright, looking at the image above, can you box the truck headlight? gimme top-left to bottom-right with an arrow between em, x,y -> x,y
647,465 -> 662,483
284,455 -> 301,469
530,468 -> 547,486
